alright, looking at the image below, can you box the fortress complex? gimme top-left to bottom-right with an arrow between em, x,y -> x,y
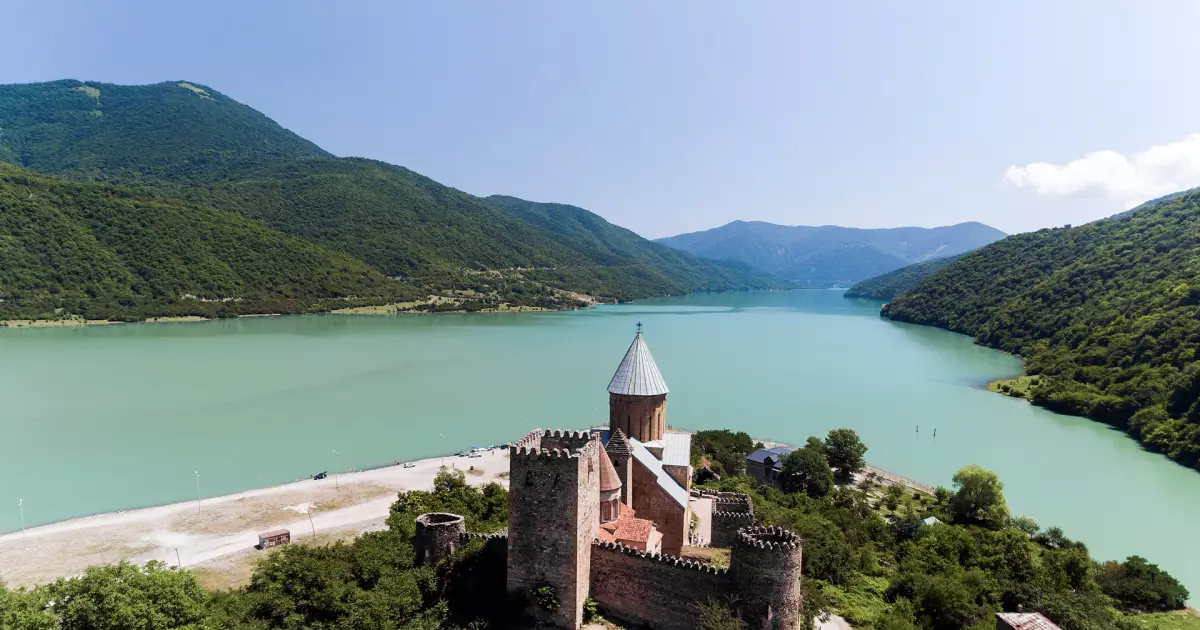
414,329 -> 805,629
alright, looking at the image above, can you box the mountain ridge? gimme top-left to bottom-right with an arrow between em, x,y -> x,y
657,219 -> 1005,287
0,79 -> 778,317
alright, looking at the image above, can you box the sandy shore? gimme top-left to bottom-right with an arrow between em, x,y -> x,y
0,450 -> 511,589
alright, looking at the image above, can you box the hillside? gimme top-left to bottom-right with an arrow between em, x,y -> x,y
883,191 -> 1200,470
485,196 -> 776,297
657,220 -> 1005,286
0,80 -> 775,310
844,254 -> 964,300
0,165 -> 414,320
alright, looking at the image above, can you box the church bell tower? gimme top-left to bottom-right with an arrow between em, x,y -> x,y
607,324 -> 669,443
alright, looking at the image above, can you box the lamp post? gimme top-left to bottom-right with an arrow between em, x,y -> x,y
194,471 -> 201,513
18,498 -> 25,549
333,450 -> 340,490
439,433 -> 446,467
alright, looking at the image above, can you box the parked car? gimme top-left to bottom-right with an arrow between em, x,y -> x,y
312,471 -> 328,480
468,452 -> 483,458
403,462 -> 415,469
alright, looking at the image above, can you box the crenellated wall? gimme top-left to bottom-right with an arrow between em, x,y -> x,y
730,526 -> 804,630
507,429 -> 600,629
711,511 -> 756,547
590,541 -> 731,630
415,513 -> 466,566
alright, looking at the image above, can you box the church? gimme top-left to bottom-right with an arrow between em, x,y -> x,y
590,326 -> 694,556
414,327 -> 804,629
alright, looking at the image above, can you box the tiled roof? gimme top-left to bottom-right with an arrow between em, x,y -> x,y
629,438 -> 688,508
596,528 -> 617,543
607,332 -> 669,396
599,446 -> 622,491
996,613 -> 1063,630
606,428 -> 632,456
614,516 -> 656,545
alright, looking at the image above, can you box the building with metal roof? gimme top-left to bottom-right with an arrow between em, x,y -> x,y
745,446 -> 795,487
607,331 -> 669,397
995,612 -> 1062,630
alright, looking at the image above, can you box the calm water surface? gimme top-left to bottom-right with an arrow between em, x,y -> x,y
0,291 -> 1196,599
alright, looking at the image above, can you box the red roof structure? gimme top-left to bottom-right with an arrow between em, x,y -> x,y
996,613 -> 1063,630
599,446 -> 622,491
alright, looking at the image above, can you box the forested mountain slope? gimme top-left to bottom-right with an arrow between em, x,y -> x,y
657,220 -> 1004,286
844,254 -> 963,300
0,165 -> 412,320
883,192 -> 1200,469
0,80 -> 775,312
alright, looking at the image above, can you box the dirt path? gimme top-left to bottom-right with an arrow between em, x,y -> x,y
0,451 -> 510,588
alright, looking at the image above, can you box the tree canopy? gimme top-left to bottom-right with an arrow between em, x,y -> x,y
824,428 -> 868,480
883,192 -> 1200,471
779,445 -> 834,498
949,464 -> 1010,529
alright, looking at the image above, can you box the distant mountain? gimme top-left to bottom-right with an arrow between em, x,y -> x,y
844,255 -> 964,301
0,79 -> 776,318
882,190 -> 1200,471
656,221 -> 1006,287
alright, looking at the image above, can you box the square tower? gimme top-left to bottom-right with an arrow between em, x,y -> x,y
507,430 -> 601,629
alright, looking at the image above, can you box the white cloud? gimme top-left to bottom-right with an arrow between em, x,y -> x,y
1005,133 -> 1200,209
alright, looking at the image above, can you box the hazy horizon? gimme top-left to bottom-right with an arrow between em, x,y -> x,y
4,1 -> 1199,239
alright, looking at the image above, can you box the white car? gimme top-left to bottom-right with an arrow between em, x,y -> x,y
402,462 -> 415,468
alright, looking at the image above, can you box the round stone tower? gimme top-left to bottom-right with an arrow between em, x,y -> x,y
414,512 -> 466,566
607,328 -> 669,443
729,526 -> 804,629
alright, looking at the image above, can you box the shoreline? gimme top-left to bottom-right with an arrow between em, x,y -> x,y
0,449 -> 511,588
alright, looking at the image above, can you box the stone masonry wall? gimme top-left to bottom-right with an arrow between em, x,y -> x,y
507,430 -> 599,629
590,542 -> 731,630
609,393 -> 666,443
631,458 -> 687,556
710,510 -> 756,548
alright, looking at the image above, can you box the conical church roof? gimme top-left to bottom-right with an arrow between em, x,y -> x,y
607,332 -> 669,396
598,446 -> 622,491
606,428 -> 632,456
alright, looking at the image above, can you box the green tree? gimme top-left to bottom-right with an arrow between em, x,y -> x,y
1096,556 -> 1190,612
825,428 -> 867,480
695,599 -> 746,630
43,562 -> 209,630
779,445 -> 834,498
949,465 -> 1010,529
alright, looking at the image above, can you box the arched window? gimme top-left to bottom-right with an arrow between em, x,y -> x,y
525,471 -> 534,486
601,501 -> 610,522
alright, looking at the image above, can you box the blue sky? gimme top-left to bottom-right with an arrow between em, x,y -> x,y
4,1 -> 1200,238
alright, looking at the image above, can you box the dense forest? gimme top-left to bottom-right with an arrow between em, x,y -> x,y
0,434 -> 1188,630
690,429 -> 1189,630
844,254 -> 963,300
883,192 -> 1200,471
0,165 -> 418,320
0,79 -> 777,320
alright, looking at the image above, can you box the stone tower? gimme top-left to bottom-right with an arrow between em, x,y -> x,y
607,328 -> 669,443
507,430 -> 601,629
605,429 -> 634,506
729,526 -> 805,629
414,512 -> 465,566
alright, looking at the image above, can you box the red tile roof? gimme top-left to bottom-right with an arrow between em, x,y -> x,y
615,517 -> 656,545
996,613 -> 1062,630
599,446 -> 622,491
596,528 -> 617,543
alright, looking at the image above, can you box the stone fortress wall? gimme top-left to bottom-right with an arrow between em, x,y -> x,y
506,430 -> 600,629
432,430 -> 804,629
697,489 -> 757,548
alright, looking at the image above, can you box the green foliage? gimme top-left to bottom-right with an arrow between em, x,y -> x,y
1097,556 -> 1191,612
658,220 -> 1004,286
844,254 -> 964,300
0,80 -> 778,318
694,598 -> 746,630
691,429 -> 756,475
883,194 -> 1200,470
950,465 -> 1010,529
582,597 -> 600,622
824,428 -> 868,480
779,444 -> 834,498
532,585 -> 559,612
0,165 -> 413,320
387,468 -> 508,535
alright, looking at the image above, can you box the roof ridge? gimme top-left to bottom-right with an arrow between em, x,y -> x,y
607,428 -> 632,455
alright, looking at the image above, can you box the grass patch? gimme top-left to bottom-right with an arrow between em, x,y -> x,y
1126,611 -> 1200,630
681,546 -> 731,570
989,375 -> 1039,399
822,575 -> 890,626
